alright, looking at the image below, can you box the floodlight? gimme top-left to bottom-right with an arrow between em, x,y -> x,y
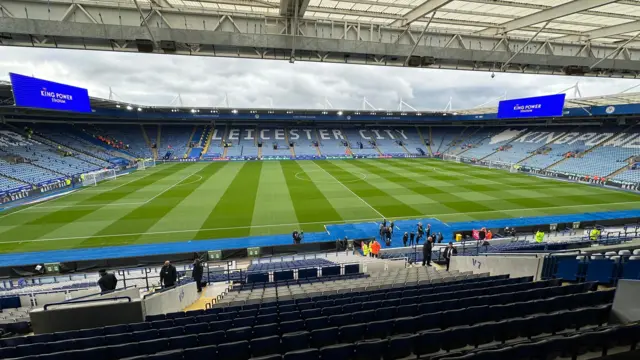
337,111 -> 343,116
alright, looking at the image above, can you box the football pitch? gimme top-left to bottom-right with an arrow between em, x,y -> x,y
1,158 -> 639,255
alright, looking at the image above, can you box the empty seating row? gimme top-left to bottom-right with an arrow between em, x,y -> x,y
247,259 -> 336,272
550,256 -> 640,284
0,290 -> 614,360
218,271 -> 496,308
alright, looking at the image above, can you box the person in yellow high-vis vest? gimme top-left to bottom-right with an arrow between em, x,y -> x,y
590,228 -> 601,241
362,242 -> 370,257
535,230 -> 545,243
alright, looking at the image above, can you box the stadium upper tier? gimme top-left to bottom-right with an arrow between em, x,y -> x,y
1,123 -> 639,195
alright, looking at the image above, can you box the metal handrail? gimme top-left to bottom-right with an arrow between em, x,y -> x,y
44,296 -> 132,310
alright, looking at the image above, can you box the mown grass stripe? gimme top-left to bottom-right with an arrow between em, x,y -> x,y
195,161 -> 263,239
0,164 -> 180,250
250,162 -> 299,235
78,163 -> 223,248
313,160 -> 420,218
280,161 -> 342,231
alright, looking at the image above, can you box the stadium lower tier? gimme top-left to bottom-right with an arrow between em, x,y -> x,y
2,123 -> 640,197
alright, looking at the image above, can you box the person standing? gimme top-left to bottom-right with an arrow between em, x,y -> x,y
403,232 -> 409,247
422,237 -> 433,266
389,220 -> 395,235
98,269 -> 118,292
160,261 -> 178,288
417,223 -> 424,245
409,231 -> 416,246
442,242 -> 458,271
192,259 -> 204,293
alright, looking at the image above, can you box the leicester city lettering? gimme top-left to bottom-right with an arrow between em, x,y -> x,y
212,128 -> 410,141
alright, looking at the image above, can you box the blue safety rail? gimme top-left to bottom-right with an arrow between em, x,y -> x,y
1,209 -> 639,266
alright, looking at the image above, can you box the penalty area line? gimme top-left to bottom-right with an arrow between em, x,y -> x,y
7,200 -> 640,245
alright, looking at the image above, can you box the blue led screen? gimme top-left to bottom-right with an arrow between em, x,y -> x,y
10,73 -> 91,113
497,94 -> 565,119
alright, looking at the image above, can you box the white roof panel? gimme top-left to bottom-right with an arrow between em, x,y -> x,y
115,0 -> 640,47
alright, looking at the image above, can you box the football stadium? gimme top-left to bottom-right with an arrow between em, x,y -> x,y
1,0 -> 640,359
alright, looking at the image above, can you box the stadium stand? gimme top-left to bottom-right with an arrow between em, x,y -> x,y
343,128 -> 378,156
159,125 -> 191,160
0,271 -> 632,360
289,128 -> 319,157
368,129 -> 407,156
451,128 -> 527,160
430,127 -> 464,154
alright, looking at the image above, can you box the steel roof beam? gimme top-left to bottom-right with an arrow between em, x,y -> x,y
390,0 -> 453,27
556,21 -> 640,42
477,0 -> 619,36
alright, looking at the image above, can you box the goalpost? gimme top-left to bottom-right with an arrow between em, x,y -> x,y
137,158 -> 156,170
82,169 -> 117,187
442,154 -> 461,162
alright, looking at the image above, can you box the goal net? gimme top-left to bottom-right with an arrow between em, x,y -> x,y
137,158 -> 156,170
442,154 -> 461,162
82,169 -> 117,187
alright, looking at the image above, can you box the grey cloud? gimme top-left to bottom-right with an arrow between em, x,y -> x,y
0,46 -> 638,111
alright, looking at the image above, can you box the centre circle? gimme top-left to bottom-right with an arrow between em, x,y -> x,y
294,170 -> 367,183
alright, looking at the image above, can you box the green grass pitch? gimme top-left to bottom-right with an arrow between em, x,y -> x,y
0,158 -> 639,254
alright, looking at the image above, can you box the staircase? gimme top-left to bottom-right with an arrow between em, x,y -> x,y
607,163 -> 632,178
258,146 -> 263,158
223,147 -> 228,158
140,125 -> 155,159
400,143 -> 410,154
201,126 -> 215,158
156,125 -> 162,153
442,127 -> 471,154
417,127 -> 431,155
315,130 -> 322,156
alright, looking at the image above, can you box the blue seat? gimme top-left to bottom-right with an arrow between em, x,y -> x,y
281,320 -> 305,334
130,322 -> 152,332
251,355 -> 282,360
395,304 -> 416,318
365,320 -> 391,339
226,326 -> 253,342
300,309 -> 321,320
218,340 -> 251,360
352,310 -> 374,324
385,333 -> 417,360
166,312 -> 186,320
209,320 -> 232,332
416,312 -> 441,332
322,306 -> 341,317
233,317 -> 256,328
251,336 -> 281,357
282,331 -> 310,353
310,327 -> 338,348
355,339 -> 388,360
283,348 -> 319,360
254,323 -> 279,338
159,326 -> 184,338
319,343 -> 354,360
340,323 -> 366,343
305,317 -> 330,331
138,339 -> 168,355
49,339 -> 75,353
74,336 -> 105,349
329,314 -> 351,328
183,345 -> 217,360
148,350 -> 184,360
183,322 -> 209,335
175,317 -> 196,327
103,324 -> 129,336
168,334 -> 198,350
414,330 -> 442,357
108,342 -> 141,359
147,314 -> 166,322
374,307 -> 395,321
280,311 -> 300,322
256,314 -> 279,325
393,317 -> 416,335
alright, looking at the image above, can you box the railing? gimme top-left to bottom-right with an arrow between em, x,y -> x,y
43,296 -> 132,310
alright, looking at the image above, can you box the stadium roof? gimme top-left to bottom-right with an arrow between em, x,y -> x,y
132,0 -> 640,45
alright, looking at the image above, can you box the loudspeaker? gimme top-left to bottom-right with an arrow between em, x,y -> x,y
407,56 -> 421,67
135,39 -> 154,53
160,40 -> 176,52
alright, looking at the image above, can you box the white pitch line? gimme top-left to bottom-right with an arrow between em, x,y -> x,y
7,200 -> 640,245
311,161 -> 386,219
0,165 -> 169,219
143,166 -> 208,204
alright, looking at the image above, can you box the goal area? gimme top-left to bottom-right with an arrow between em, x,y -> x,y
137,159 -> 156,170
442,154 -> 518,173
82,169 -> 117,187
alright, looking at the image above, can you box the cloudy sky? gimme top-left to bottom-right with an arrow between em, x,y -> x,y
1,46 -> 639,111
